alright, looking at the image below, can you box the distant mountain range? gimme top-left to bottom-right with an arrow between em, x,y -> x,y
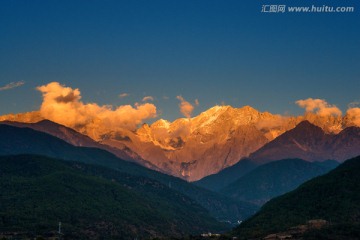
233,155 -> 360,239
0,123 -> 257,224
1,106 -> 360,181
220,158 -> 339,205
194,157 -> 339,206
0,155 -> 225,239
1,108 -> 360,238
194,120 -> 359,197
249,120 -> 360,163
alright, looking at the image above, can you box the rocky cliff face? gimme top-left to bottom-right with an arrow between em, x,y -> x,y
1,105 -> 359,181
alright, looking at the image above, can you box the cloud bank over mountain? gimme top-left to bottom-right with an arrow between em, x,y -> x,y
296,98 -> 342,116
37,82 -> 157,131
346,107 -> 360,126
3,81 -> 360,131
2,82 -> 360,181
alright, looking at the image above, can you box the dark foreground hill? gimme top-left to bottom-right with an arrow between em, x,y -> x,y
233,155 -> 360,239
0,155 -> 225,239
0,124 -> 257,223
221,159 -> 339,205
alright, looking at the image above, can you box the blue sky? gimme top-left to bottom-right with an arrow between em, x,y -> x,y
0,0 -> 359,121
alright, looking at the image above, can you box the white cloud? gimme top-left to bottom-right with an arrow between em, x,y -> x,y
194,99 -> 199,106
0,81 -> 25,91
176,95 -> 197,118
348,101 -> 360,108
296,98 -> 342,116
119,93 -> 129,98
142,96 -> 154,102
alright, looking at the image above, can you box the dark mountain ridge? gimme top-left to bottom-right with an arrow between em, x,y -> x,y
0,124 -> 257,223
249,121 -> 360,163
221,158 -> 339,205
233,155 -> 360,239
0,120 -> 158,170
0,154 -> 225,239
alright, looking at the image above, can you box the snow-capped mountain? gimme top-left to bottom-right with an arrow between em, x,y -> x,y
1,105 -> 359,181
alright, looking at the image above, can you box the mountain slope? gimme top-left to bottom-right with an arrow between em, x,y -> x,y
0,106 -> 282,181
250,121 -> 360,163
0,155 -> 225,239
0,120 -> 157,170
2,107 -> 358,181
221,158 -> 339,205
194,159 -> 258,192
0,124 -> 257,223
104,106 -> 272,181
233,155 -> 360,239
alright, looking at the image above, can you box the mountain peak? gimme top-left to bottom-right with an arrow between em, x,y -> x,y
191,105 -> 232,127
208,105 -> 231,110
151,119 -> 171,129
36,119 -> 65,127
249,119 -> 360,164
291,120 -> 324,134
240,105 -> 259,113
296,120 -> 318,128
204,105 -> 232,115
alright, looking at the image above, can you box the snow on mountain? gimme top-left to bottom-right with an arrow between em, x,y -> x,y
1,105 -> 359,181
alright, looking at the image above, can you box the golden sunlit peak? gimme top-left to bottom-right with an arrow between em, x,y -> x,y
151,119 -> 171,129
241,105 -> 256,110
239,105 -> 260,113
206,105 -> 232,112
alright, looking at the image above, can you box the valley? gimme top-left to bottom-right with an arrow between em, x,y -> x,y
1,112 -> 359,239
